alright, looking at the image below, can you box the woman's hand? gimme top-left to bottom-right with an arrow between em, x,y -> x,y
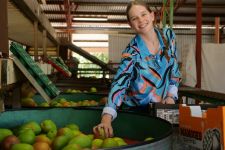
163,96 -> 175,104
93,113 -> 114,138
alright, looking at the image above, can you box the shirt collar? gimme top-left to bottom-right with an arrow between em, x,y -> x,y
135,28 -> 165,57
154,28 -> 166,50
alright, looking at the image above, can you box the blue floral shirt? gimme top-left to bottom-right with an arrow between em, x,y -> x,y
103,28 -> 181,120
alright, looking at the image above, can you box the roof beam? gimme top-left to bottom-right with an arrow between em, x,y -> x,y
44,1 -> 225,8
44,10 -> 225,18
10,0 -> 59,45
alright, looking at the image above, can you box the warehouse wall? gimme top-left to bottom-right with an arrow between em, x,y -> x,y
109,29 -> 215,64
176,29 -> 214,84
108,34 -> 134,63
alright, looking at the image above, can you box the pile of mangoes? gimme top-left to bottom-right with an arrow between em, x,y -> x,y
0,120 -> 154,150
21,97 -> 107,108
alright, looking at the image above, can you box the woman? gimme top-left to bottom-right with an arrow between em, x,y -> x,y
93,0 -> 181,138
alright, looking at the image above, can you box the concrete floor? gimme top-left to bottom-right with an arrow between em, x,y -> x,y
172,127 -> 201,150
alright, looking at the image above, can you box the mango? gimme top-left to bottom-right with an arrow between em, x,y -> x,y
11,143 -> 33,150
91,138 -> 103,149
113,137 -> 127,146
69,134 -> 92,148
66,123 -> 79,131
33,142 -> 51,150
102,138 -> 118,148
144,137 -> 154,141
52,135 -> 69,150
21,98 -> 37,107
96,127 -> 106,139
0,135 -> 20,150
0,128 -> 13,142
35,134 -> 51,145
57,127 -> 74,139
46,129 -> 57,140
40,120 -> 57,133
19,121 -> 41,135
18,129 -> 35,144
62,143 -> 81,150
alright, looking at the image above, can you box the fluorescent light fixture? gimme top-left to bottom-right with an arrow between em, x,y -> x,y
173,24 -> 224,29
73,17 -> 108,21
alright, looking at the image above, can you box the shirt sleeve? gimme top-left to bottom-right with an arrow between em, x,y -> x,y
102,47 -> 135,120
164,28 -> 182,99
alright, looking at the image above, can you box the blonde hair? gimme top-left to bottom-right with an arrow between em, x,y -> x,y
126,0 -> 152,22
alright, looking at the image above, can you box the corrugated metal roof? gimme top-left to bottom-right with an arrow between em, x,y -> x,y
7,0 -> 225,47
37,0 -> 225,35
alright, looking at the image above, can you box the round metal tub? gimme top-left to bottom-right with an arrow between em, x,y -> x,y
0,108 -> 173,150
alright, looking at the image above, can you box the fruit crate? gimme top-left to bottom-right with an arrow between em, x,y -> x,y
154,104 -> 180,125
10,42 -> 60,101
47,56 -> 72,77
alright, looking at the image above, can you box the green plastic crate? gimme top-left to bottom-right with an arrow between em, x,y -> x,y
10,42 -> 61,99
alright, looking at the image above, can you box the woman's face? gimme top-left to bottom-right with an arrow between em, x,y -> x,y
128,5 -> 154,34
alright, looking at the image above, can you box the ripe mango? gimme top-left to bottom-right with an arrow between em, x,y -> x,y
144,137 -> 154,141
57,127 -> 74,140
62,143 -> 81,150
0,128 -> 13,142
33,142 -> 51,150
35,134 -> 51,145
69,134 -> 92,148
65,123 -> 79,131
40,120 -> 57,133
91,138 -> 103,149
52,135 -> 69,150
21,98 -> 37,107
18,129 -> 35,144
113,137 -> 127,146
102,138 -> 118,148
0,135 -> 20,150
19,121 -> 41,135
11,143 -> 33,150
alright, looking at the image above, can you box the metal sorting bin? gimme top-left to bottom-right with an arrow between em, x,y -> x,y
0,108 -> 173,150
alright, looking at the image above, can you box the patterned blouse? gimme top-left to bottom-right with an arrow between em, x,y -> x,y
103,28 -> 182,120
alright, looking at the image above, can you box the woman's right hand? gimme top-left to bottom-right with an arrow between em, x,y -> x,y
93,113 -> 114,138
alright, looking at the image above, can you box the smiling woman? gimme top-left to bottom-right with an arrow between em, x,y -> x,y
93,0 -> 181,139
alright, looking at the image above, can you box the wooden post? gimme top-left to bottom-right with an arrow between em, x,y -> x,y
43,30 -> 47,57
59,46 -> 68,60
169,0 -> 174,28
162,0 -> 167,28
34,21 -> 38,61
196,0 -> 202,89
0,0 -> 9,57
215,17 -> 220,43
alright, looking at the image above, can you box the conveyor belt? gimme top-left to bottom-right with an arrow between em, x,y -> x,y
179,86 -> 225,104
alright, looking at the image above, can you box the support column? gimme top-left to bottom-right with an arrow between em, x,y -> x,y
34,21 -> 38,61
215,17 -> 220,43
162,0 -> 167,28
0,0 -> 9,57
59,46 -> 68,60
169,0 -> 174,28
42,30 -> 47,57
196,0 -> 202,88
56,44 -> 60,57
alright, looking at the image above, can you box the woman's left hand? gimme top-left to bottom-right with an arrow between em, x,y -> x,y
163,97 -> 175,104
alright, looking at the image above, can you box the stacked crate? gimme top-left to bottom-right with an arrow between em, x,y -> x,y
47,56 -> 72,77
10,42 -> 60,100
